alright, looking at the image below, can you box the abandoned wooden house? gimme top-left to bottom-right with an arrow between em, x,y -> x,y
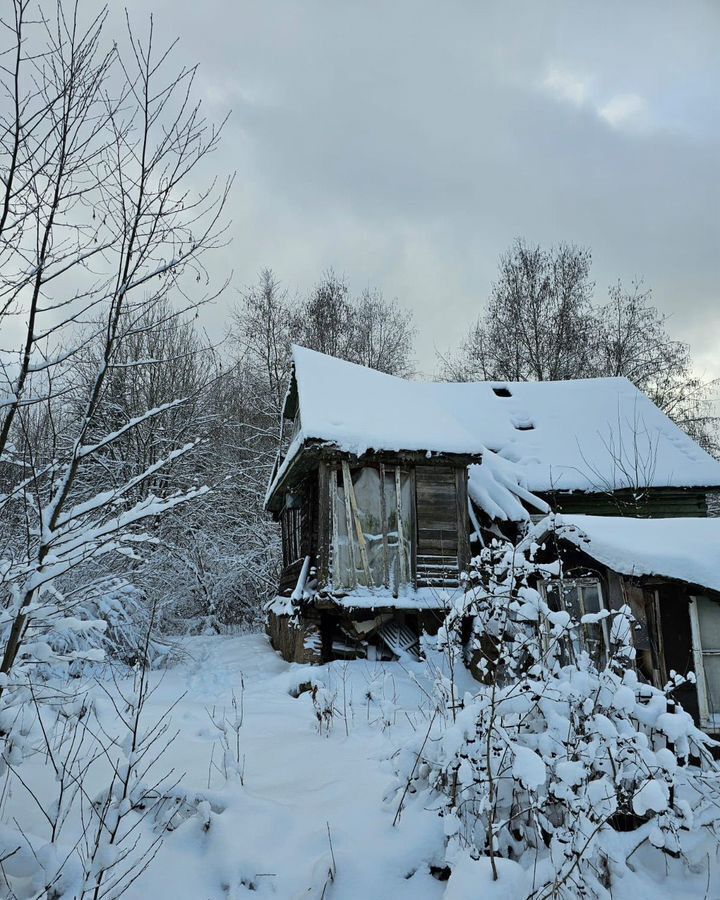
264,346 -> 720,667
523,515 -> 720,734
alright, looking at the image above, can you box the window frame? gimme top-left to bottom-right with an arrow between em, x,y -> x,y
539,576 -> 611,665
688,594 -> 720,730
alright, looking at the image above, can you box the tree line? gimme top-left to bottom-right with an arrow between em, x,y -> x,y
439,239 -> 718,455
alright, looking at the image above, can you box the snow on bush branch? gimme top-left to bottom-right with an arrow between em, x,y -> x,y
395,539 -> 720,898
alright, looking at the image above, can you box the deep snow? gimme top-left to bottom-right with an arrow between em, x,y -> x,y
125,634 -> 720,900
10,633 -> 720,899
123,634 -> 447,899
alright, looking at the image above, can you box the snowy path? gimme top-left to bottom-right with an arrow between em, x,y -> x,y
128,634 -> 445,899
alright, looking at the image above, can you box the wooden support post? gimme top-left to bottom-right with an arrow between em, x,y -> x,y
342,460 -> 373,587
379,463 -> 390,589
340,462 -> 357,588
395,466 -> 407,588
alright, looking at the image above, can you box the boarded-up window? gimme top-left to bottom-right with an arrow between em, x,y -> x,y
415,466 -> 459,587
331,465 -> 411,591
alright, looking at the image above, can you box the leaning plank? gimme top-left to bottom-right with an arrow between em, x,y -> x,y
340,462 -> 358,588
379,462 -> 389,588
317,461 -> 330,586
342,460 -> 373,587
395,466 -> 407,586
330,465 -> 340,587
291,555 -> 311,601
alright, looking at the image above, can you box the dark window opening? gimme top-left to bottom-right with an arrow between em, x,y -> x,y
281,506 -> 303,566
492,386 -> 512,398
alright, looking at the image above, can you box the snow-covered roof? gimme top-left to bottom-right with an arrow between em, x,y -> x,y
527,514 -> 720,593
280,346 -> 720,496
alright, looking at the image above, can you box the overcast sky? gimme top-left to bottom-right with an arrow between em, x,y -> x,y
123,0 -> 720,378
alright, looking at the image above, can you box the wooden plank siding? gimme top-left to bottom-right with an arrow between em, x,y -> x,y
541,487 -> 709,518
455,466 -> 471,573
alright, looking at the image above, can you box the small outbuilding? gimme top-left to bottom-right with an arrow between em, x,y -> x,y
525,514 -> 720,734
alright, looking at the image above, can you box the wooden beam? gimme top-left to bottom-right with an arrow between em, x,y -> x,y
317,461 -> 330,588
379,462 -> 390,589
342,461 -> 373,587
455,466 -> 471,574
340,462 -> 358,589
395,466 -> 407,589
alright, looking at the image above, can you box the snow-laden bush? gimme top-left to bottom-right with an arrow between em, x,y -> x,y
2,574 -> 172,678
398,540 -> 720,899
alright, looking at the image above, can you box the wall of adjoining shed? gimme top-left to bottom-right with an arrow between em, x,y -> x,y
543,540 -> 710,729
544,487 -> 708,518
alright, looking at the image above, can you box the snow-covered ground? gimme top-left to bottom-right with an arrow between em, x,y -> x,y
7,633 -> 720,899
125,633 -> 446,899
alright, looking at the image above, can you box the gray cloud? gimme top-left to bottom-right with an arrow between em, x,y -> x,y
122,0 -> 720,376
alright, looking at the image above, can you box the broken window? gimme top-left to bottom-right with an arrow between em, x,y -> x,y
541,578 -> 609,666
331,464 -> 412,592
281,506 -> 303,567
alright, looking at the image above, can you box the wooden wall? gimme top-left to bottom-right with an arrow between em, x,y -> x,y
274,457 -> 473,596
542,487 -> 709,518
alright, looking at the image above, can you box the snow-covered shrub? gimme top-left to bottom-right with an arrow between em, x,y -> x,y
42,577 -> 160,665
0,647 -> 191,900
1,573 -> 170,678
399,540 -> 720,898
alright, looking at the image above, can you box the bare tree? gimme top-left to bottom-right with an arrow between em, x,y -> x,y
441,239 -> 718,453
440,239 -> 594,382
350,286 -> 416,377
594,281 -> 719,453
0,0 -> 230,678
293,269 -> 355,362
290,269 -> 415,376
233,268 -> 296,422
0,1 -> 233,893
